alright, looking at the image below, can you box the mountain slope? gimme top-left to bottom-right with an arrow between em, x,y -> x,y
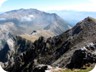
52,17 -> 96,67
49,10 -> 96,25
44,13 -> 71,35
0,9 -> 71,34
20,30 -> 55,42
0,17 -> 96,72
0,9 -> 71,50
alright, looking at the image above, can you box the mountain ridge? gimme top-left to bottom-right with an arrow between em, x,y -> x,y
0,17 -> 96,72
0,8 -> 71,35
0,8 -> 71,51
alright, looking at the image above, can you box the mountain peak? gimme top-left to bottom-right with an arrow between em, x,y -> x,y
75,17 -> 96,29
5,8 -> 40,14
84,16 -> 96,23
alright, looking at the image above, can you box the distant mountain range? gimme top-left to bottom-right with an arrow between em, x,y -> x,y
0,9 -> 71,50
49,10 -> 96,25
0,9 -> 71,34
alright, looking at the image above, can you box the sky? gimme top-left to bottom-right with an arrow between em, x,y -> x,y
0,0 -> 96,12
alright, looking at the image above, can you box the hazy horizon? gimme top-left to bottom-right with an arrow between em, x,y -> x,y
0,0 -> 96,12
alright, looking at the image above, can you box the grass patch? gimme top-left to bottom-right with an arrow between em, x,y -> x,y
62,67 -> 93,72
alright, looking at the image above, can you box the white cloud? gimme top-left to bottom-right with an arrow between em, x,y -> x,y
0,0 -> 7,7
20,15 -> 35,22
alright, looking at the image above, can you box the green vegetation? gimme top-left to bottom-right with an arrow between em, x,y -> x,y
62,67 -> 93,72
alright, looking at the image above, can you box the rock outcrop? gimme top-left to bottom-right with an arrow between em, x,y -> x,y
0,17 -> 96,72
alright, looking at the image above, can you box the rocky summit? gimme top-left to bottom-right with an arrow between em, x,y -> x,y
0,9 -> 71,35
0,17 -> 96,72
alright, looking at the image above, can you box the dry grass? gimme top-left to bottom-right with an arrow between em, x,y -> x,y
20,34 -> 39,42
60,67 -> 93,72
20,30 -> 55,42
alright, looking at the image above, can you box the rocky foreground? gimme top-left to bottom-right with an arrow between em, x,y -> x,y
0,17 -> 96,72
